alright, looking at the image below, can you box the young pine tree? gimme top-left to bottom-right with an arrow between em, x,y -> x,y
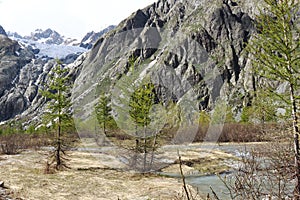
95,94 -> 114,136
129,82 -> 155,171
41,60 -> 73,171
247,0 -> 300,197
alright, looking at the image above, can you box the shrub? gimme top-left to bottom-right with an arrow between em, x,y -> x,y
194,122 -> 286,143
220,141 -> 294,199
0,131 -> 56,155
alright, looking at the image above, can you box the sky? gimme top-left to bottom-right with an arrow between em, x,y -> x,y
0,0 -> 157,39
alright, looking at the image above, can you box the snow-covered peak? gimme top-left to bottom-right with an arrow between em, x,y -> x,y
27,28 -> 67,45
6,25 -> 116,60
8,29 -> 86,60
8,28 -> 80,46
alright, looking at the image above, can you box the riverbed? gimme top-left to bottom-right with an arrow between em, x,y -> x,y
0,141 -> 271,199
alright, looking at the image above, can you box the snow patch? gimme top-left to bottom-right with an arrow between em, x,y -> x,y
10,37 -> 87,59
34,42 -> 86,59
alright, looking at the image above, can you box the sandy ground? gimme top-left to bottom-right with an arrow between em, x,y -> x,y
0,142 -> 237,200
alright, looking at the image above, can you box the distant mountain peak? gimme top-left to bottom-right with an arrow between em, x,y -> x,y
26,28 -> 64,45
7,25 -> 116,49
79,25 -> 116,49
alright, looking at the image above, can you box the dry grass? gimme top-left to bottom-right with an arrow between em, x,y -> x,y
0,149 -> 188,200
0,137 -> 241,200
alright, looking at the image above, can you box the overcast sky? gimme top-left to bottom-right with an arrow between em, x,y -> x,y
0,0 -> 157,39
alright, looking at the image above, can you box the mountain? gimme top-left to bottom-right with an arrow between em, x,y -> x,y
72,0 -> 258,127
1,0 -> 263,127
8,25 -> 116,48
79,25 -> 116,49
7,26 -> 116,61
9,28 -> 78,46
0,26 -> 87,123
7,29 -> 87,61
0,23 -> 119,123
25,28 -> 67,45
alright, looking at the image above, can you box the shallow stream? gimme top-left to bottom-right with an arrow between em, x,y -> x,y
162,143 -> 264,199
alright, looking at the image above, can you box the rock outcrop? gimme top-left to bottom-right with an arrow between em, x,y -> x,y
0,35 -> 35,121
79,25 -> 116,49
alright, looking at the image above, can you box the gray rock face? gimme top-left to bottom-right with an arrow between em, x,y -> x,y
73,0 -> 257,123
0,32 -> 86,122
0,35 -> 35,121
80,25 -> 116,49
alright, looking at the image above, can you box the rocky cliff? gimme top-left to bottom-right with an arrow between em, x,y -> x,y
72,0 -> 258,127
0,35 -> 35,121
1,0 -> 262,127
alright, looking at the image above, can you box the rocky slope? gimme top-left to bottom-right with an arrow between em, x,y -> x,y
0,24 -> 117,123
0,30 -> 86,123
72,0 -> 259,137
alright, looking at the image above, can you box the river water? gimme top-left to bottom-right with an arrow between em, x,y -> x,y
163,143 -> 265,199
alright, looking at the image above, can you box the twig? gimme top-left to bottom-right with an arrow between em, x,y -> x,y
177,149 -> 190,200
217,173 -> 235,199
209,186 -> 220,200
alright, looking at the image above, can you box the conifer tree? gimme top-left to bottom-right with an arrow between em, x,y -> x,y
241,90 -> 277,124
129,83 -> 155,129
95,94 -> 114,135
41,60 -> 72,170
129,82 -> 155,171
247,0 -> 300,196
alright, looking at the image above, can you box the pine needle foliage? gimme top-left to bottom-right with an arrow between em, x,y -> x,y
95,94 -> 114,135
41,60 -> 73,171
247,0 -> 300,197
248,0 -> 300,119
